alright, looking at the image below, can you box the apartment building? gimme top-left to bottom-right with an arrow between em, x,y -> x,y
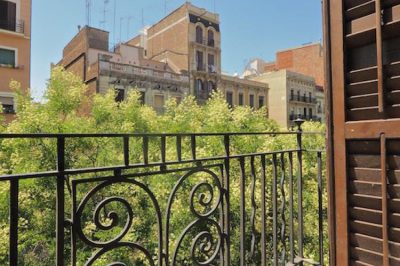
0,0 -> 31,122
251,70 -> 319,128
128,2 -> 268,107
58,26 -> 189,113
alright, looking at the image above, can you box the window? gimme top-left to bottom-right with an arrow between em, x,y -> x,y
139,91 -> 145,105
309,92 -> 312,102
309,108 -> 313,118
290,89 -> 294,100
238,93 -> 244,106
0,48 -> 16,67
226,91 -> 233,106
297,90 -> 300,101
258,96 -> 264,108
208,80 -> 215,93
115,89 -> 124,102
0,0 -> 17,32
154,94 -> 165,108
303,93 -> 306,102
196,79 -> 203,93
196,25 -> 203,43
208,53 -> 215,73
0,96 -> 14,113
303,107 -> 307,117
249,94 -> 254,108
208,29 -> 214,46
175,96 -> 182,104
196,51 -> 204,71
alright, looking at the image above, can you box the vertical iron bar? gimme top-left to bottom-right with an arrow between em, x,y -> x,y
176,135 -> 182,162
317,151 -> 324,265
123,136 -> 129,166
375,0 -> 385,113
143,136 -> 149,164
56,136 -> 65,266
223,135 -> 231,264
381,133 -> 389,266
260,154 -> 267,266
71,183 -> 77,266
272,154 -> 278,266
161,136 -> 166,163
9,179 -> 19,266
191,135 -> 196,160
239,157 -> 246,266
297,123 -> 304,264
249,156 -> 257,262
280,152 -> 287,263
288,152 -> 295,264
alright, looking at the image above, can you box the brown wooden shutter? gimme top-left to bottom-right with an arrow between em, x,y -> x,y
325,0 -> 400,265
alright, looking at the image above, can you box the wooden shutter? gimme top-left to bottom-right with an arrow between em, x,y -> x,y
325,0 -> 400,265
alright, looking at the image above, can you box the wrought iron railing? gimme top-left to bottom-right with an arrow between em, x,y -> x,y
0,121 -> 326,265
0,19 -> 24,34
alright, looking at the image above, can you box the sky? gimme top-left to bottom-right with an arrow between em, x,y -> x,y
31,0 -> 323,100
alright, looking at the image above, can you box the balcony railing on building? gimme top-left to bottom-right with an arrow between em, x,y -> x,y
0,19 -> 24,34
290,95 -> 317,104
100,60 -> 189,84
194,38 -> 216,47
0,121 -> 326,265
290,114 -> 321,122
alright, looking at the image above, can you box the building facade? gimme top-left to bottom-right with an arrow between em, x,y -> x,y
251,70 -> 319,128
128,2 -> 268,107
58,26 -> 189,113
0,0 -> 31,122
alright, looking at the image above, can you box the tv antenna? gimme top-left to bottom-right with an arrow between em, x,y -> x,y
99,0 -> 109,28
85,0 -> 92,26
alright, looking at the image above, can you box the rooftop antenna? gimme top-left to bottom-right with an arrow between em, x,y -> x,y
113,0 -> 116,47
141,8 -> 144,27
127,16 -> 133,40
99,0 -> 109,28
119,17 -> 124,43
86,0 -> 92,26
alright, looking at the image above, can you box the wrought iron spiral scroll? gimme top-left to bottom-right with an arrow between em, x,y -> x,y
74,178 -> 162,265
165,168 -> 223,266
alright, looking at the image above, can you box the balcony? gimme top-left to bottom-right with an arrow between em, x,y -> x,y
0,122 -> 326,265
290,114 -> 321,122
0,19 -> 24,34
289,95 -> 317,104
193,38 -> 219,48
99,60 -> 189,84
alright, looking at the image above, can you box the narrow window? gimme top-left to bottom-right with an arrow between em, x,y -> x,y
238,93 -> 244,106
115,89 -> 125,102
208,53 -> 215,73
249,94 -> 254,108
208,29 -> 214,46
258,96 -> 264,108
196,51 -> 204,71
0,0 -> 17,32
226,91 -> 233,106
196,25 -> 203,43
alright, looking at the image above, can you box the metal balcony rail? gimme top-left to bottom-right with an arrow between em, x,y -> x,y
0,19 -> 24,34
194,38 -> 216,47
290,114 -> 321,122
0,123 -> 325,265
289,95 -> 317,104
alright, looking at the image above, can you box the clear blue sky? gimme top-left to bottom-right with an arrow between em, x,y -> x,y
31,0 -> 322,100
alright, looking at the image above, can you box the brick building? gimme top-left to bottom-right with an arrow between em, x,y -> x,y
128,2 -> 268,107
0,0 -> 31,122
57,26 -> 189,113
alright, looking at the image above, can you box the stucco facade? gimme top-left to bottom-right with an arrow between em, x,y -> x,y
251,70 -> 319,128
0,0 -> 31,122
58,26 -> 189,113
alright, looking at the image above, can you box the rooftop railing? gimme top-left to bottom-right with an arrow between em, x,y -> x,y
0,121 -> 326,265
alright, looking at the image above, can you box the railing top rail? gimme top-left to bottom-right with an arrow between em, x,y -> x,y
0,131 -> 324,139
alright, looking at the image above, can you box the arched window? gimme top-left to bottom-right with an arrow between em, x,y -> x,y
196,26 -> 203,43
196,79 -> 203,92
208,29 -> 214,46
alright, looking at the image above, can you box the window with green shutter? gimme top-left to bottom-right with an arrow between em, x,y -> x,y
0,48 -> 15,66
